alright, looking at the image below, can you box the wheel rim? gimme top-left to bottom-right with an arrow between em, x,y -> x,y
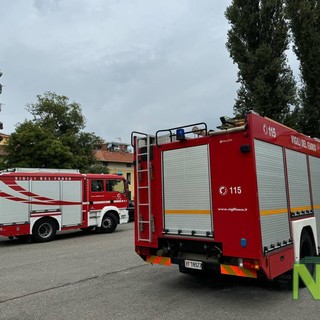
102,217 -> 112,229
39,223 -> 53,239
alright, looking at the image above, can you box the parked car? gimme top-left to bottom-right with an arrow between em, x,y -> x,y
128,200 -> 134,222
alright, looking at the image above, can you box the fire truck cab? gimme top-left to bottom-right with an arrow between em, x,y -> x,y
0,168 -> 129,242
131,112 -> 320,281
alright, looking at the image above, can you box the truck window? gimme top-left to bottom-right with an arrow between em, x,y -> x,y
106,179 -> 124,193
91,180 -> 104,192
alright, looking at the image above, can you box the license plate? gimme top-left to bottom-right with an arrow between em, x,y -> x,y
185,260 -> 203,270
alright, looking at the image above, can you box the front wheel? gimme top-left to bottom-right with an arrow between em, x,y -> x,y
100,213 -> 117,233
33,218 -> 57,242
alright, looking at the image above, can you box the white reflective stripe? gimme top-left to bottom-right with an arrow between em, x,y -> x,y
31,212 -> 61,217
91,201 -> 111,205
83,200 -> 127,205
89,200 -> 127,204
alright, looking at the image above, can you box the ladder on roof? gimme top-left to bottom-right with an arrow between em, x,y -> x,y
135,134 -> 153,243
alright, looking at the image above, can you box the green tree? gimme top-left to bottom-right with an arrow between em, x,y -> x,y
88,164 -> 110,174
5,92 -> 103,171
286,0 -> 320,137
225,0 -> 297,124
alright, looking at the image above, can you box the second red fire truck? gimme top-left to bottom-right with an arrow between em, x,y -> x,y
131,111 -> 320,282
0,168 -> 129,242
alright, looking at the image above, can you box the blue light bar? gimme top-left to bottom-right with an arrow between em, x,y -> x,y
176,129 -> 185,141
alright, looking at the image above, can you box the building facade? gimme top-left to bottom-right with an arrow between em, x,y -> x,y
0,135 -> 135,199
0,133 -> 9,162
94,142 -> 135,199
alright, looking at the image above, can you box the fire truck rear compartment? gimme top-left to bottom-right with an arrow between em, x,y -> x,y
162,145 -> 213,238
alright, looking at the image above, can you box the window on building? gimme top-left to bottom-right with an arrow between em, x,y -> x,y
126,172 -> 131,184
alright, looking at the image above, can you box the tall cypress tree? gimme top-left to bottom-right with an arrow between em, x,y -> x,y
286,0 -> 320,137
225,0 -> 297,124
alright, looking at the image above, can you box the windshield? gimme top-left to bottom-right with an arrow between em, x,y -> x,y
106,179 -> 125,193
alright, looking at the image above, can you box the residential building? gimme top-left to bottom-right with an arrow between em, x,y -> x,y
0,133 -> 9,162
0,135 -> 135,199
0,133 -> 9,145
94,142 -> 135,199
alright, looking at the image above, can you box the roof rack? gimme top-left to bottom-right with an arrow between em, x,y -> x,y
155,122 -> 207,146
4,168 -> 80,173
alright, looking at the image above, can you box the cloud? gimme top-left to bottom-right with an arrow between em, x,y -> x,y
0,0 -> 240,143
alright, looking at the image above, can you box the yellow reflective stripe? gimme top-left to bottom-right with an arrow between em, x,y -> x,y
260,205 -> 313,216
241,268 -> 257,278
314,205 -> 320,210
146,256 -> 171,266
291,205 -> 312,212
220,265 -> 257,278
165,210 -> 210,215
260,208 -> 288,216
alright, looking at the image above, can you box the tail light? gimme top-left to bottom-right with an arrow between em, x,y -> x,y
238,258 -> 260,270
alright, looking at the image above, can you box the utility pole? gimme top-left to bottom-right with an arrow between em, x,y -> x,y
0,70 -> 3,130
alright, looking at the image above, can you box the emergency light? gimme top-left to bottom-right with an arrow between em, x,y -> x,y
176,129 -> 185,140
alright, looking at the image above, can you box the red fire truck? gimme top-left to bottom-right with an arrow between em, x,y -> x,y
131,111 -> 320,281
0,168 -> 129,242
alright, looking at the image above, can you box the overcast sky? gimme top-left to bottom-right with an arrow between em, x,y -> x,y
0,0 -> 298,145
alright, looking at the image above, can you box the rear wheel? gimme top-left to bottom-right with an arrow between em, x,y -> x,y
100,212 -> 117,233
299,230 -> 316,286
273,230 -> 316,290
33,218 -> 57,242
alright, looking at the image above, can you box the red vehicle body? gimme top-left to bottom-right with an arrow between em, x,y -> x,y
132,112 -> 320,281
0,168 -> 129,242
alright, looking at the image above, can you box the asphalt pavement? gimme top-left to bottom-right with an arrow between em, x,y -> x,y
0,223 -> 319,320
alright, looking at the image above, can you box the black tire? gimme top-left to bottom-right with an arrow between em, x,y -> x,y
299,230 -> 316,287
100,212 -> 117,233
274,270 -> 293,290
274,230 -> 316,290
32,218 -> 57,242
